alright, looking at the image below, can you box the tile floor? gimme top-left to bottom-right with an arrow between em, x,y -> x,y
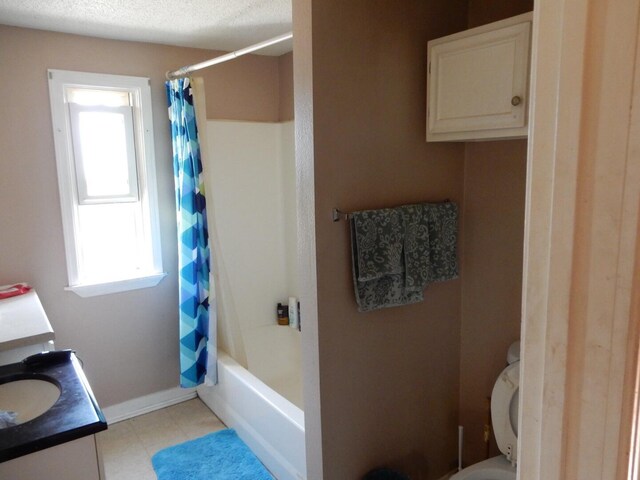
97,398 -> 226,480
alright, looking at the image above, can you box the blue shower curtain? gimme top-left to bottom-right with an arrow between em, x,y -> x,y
166,77 -> 216,387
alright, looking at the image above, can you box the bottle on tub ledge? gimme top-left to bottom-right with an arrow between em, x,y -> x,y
288,297 -> 301,331
276,303 -> 289,326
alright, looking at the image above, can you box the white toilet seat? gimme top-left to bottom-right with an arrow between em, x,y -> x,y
450,455 -> 516,480
491,361 -> 519,464
452,342 -> 520,480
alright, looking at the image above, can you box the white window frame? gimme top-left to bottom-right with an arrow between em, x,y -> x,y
68,103 -> 140,204
48,69 -> 166,297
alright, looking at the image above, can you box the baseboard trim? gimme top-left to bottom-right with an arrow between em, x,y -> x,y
102,386 -> 196,424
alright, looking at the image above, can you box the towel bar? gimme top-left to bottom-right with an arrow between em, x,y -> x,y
332,208 -> 349,222
332,199 -> 451,222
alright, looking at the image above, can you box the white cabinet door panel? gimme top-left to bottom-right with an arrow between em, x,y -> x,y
427,12 -> 532,142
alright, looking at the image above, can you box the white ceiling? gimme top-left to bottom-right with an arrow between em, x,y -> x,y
0,0 -> 293,56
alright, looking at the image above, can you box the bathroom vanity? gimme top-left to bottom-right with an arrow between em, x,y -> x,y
0,290 -> 107,479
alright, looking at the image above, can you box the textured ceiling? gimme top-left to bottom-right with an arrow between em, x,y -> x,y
0,0 -> 293,55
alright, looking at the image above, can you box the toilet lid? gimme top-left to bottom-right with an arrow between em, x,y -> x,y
491,361 -> 519,463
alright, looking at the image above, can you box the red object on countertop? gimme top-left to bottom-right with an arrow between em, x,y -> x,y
0,283 -> 33,300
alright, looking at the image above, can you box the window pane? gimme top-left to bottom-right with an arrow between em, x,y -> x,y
67,88 -> 130,107
76,109 -> 134,198
76,203 -> 151,283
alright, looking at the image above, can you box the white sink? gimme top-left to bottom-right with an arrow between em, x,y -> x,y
0,378 -> 60,427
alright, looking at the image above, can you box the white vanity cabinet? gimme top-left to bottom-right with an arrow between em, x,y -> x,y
0,435 -> 102,480
0,290 -> 55,365
426,12 -> 533,142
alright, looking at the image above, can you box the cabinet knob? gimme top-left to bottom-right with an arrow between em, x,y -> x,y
511,95 -> 522,106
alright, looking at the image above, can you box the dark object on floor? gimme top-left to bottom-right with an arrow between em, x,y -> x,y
363,467 -> 411,480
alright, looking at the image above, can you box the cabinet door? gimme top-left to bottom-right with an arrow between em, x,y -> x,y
427,14 -> 531,141
0,435 -> 101,480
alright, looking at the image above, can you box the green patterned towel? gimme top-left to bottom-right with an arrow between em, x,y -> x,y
350,202 -> 458,312
351,207 -> 406,281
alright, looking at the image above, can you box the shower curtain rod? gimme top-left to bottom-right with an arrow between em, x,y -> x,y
166,31 -> 293,80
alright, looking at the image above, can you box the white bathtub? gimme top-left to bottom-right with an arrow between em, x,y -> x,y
197,351 -> 306,480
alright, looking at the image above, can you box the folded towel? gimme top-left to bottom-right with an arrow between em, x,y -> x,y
351,217 -> 424,312
402,204 -> 432,292
423,202 -> 458,283
350,202 -> 458,312
0,283 -> 32,300
351,208 -> 405,281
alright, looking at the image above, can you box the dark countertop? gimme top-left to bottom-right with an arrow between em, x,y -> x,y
0,353 -> 107,462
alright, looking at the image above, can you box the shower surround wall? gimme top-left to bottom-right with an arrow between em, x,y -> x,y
0,24 -> 293,408
205,119 -> 301,407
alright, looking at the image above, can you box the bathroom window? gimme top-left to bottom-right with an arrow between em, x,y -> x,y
48,70 -> 165,297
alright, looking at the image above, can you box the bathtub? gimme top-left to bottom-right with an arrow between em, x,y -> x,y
197,351 -> 306,480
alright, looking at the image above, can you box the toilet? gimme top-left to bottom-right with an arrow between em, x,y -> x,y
451,341 -> 520,480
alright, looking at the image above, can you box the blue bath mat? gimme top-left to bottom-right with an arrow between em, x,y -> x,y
151,429 -> 273,480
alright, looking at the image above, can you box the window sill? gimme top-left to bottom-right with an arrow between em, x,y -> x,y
65,273 -> 167,298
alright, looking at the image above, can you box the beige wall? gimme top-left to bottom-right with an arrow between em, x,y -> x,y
460,140 -> 527,463
458,0 -> 533,466
467,0 -> 533,28
279,52 -> 295,121
296,0 -> 468,478
0,25 -> 291,407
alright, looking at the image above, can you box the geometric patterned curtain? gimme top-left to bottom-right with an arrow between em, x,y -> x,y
166,77 -> 214,387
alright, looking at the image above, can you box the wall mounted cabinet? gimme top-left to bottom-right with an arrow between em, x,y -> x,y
427,12 -> 533,142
